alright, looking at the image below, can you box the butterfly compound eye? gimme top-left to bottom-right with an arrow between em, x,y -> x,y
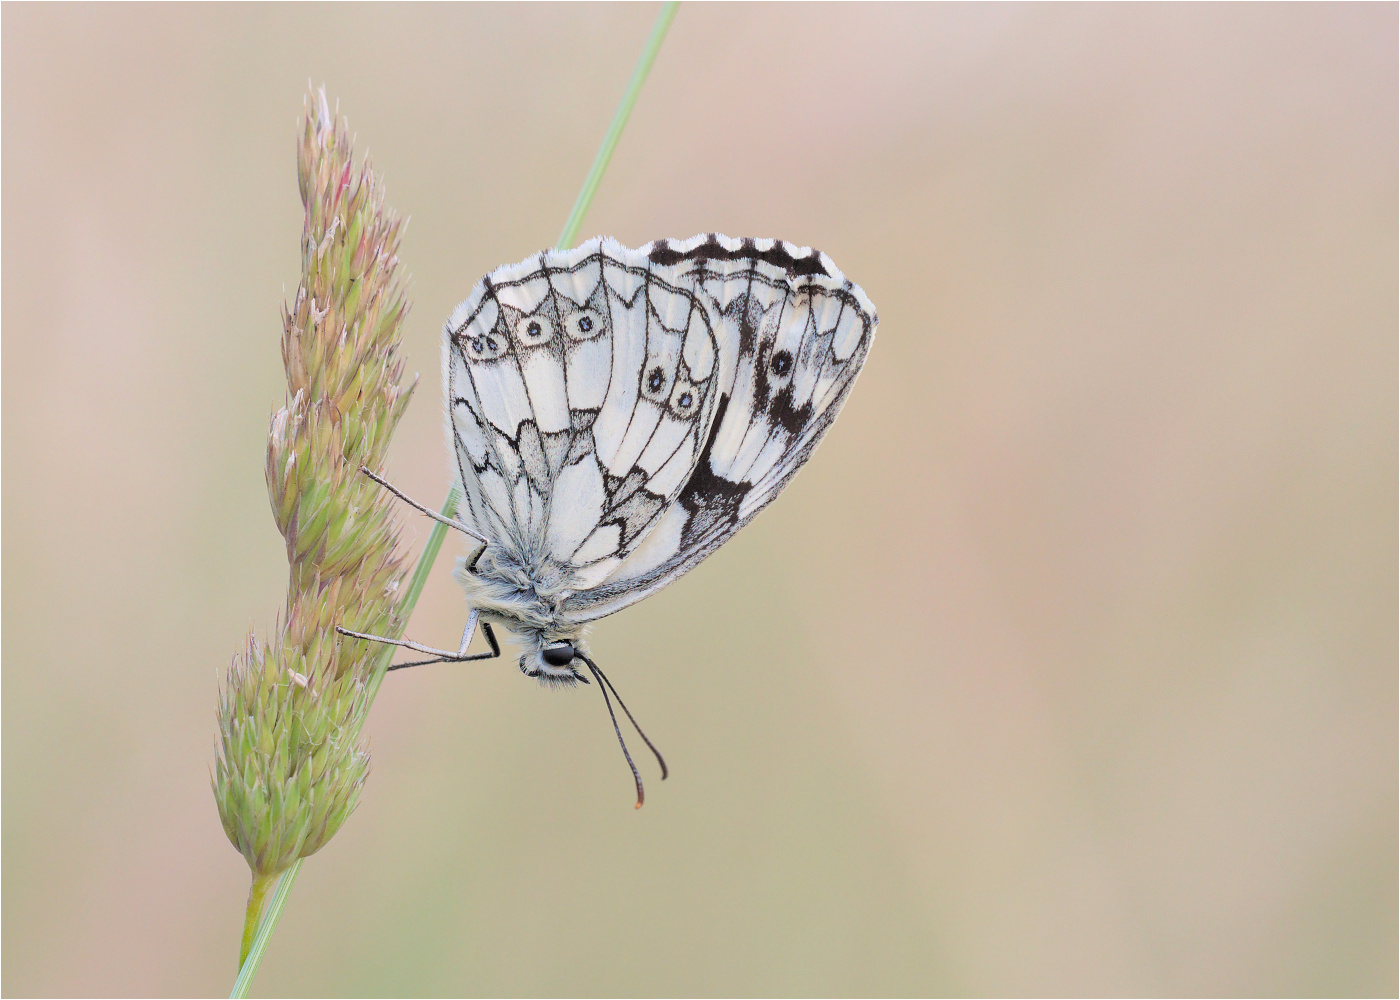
514,314 -> 555,347
541,642 -> 575,667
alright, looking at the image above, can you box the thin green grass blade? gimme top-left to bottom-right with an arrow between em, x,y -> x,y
366,487 -> 462,704
556,0 -> 679,251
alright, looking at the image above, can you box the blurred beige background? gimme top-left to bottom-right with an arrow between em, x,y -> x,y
3,3 -> 1394,996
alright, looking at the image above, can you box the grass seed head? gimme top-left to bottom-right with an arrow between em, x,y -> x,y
215,86 -> 414,880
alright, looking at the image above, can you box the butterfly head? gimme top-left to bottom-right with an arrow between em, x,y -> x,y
520,635 -> 588,686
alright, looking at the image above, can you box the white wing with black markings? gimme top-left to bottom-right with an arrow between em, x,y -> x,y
443,234 -> 876,622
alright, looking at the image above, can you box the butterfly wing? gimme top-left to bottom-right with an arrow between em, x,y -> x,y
444,238 -> 725,594
559,235 -> 877,622
445,235 -> 875,622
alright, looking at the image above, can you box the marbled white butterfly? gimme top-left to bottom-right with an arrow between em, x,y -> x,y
341,234 -> 876,804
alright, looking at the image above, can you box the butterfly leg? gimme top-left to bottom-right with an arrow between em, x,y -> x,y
383,621 -> 501,672
335,609 -> 501,672
358,466 -> 489,548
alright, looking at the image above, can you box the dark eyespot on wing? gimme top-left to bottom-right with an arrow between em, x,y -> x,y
457,327 -> 512,362
754,346 -> 812,435
647,234 -> 830,278
668,377 -> 701,419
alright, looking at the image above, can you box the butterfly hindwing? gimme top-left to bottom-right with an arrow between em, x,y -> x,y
446,239 -> 725,591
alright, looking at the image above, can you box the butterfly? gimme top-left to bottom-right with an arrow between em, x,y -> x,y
341,234 -> 876,805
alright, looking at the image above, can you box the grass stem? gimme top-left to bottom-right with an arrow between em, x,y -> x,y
230,861 -> 301,999
556,0 -> 679,251
366,488 -> 462,704
238,873 -> 274,968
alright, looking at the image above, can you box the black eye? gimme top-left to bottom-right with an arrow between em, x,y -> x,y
485,336 -> 498,350
647,368 -> 665,393
527,321 -> 541,336
542,642 -> 574,667
578,316 -> 593,332
678,392 -> 692,408
771,350 -> 793,376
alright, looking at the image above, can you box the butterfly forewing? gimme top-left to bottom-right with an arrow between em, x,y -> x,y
445,235 -> 875,621
564,237 -> 875,619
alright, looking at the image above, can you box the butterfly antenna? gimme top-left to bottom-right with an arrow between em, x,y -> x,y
582,656 -> 646,807
578,654 -> 669,790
